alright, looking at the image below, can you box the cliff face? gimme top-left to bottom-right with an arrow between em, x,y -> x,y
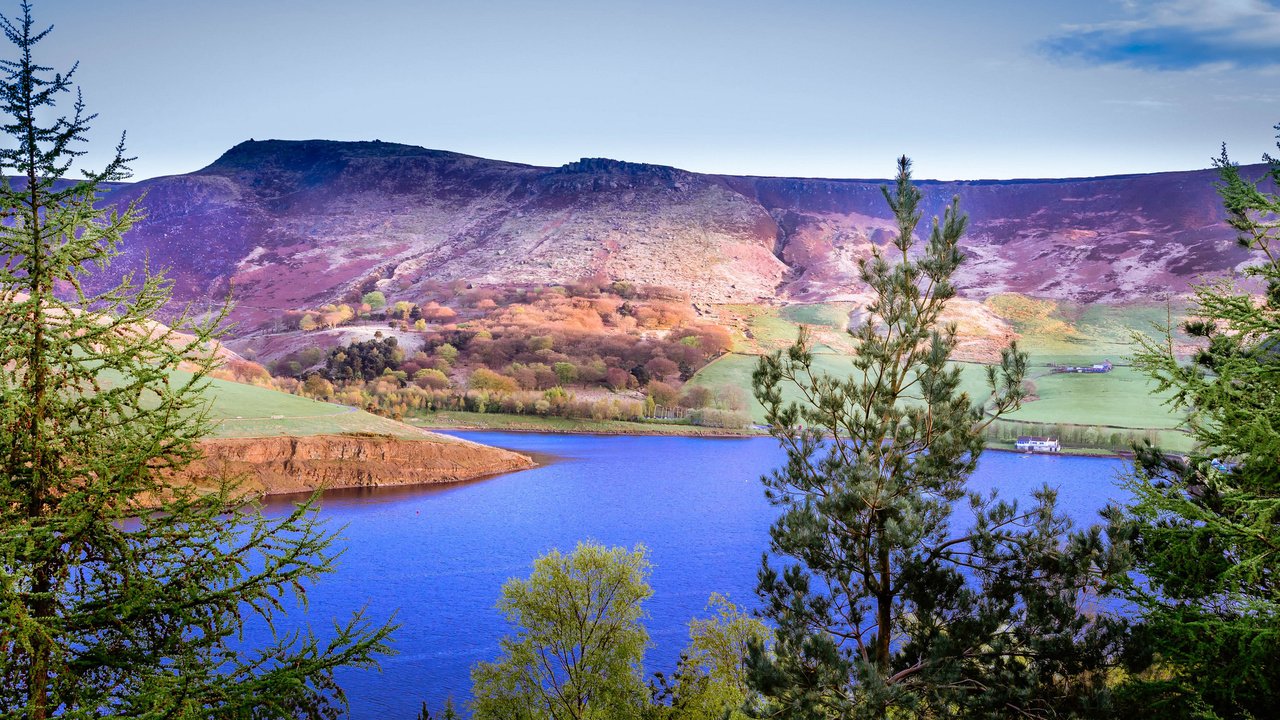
180,433 -> 535,496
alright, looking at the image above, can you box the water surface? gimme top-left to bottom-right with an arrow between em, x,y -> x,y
256,433 -> 1127,719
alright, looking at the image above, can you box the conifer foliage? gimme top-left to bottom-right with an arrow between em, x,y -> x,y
1116,126 -> 1280,717
0,4 -> 390,717
748,157 -> 1127,718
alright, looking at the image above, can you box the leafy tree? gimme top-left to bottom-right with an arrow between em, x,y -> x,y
302,374 -> 335,398
1113,126 -> 1280,717
554,360 -> 578,385
747,157 -> 1126,718
392,300 -> 415,320
0,5 -> 391,716
413,368 -> 451,390
471,542 -> 653,720
646,380 -> 680,408
362,290 -> 387,311
651,594 -> 773,720
469,367 -> 519,393
435,342 -> 460,363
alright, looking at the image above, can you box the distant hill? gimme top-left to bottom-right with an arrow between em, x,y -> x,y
95,139 -> 1258,335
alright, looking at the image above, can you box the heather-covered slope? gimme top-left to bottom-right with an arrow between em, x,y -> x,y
99,140 -> 1256,334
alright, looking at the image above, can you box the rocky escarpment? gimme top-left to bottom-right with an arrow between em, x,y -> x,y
180,432 -> 535,496
93,139 -> 1267,335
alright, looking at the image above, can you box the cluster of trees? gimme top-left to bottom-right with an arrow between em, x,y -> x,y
274,295 -> 738,424
323,335 -> 405,382
411,299 -> 731,391
267,275 -> 739,426
290,295 -> 460,333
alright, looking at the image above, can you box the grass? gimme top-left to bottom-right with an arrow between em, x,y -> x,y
694,353 -> 996,423
407,410 -> 763,436
986,293 -> 1186,364
779,302 -> 855,329
692,296 -> 1193,453
170,370 -> 432,440
1008,366 -> 1181,429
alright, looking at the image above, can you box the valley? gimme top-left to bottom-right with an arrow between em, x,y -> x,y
87,139 -> 1251,454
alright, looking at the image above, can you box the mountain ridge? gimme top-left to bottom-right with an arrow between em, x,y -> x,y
90,139 -> 1261,335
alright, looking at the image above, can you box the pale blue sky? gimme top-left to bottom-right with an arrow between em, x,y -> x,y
26,0 -> 1280,180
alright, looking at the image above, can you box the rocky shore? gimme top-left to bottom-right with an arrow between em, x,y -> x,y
179,432 -> 535,496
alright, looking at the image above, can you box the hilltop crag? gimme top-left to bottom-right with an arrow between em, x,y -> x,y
96,140 -> 1261,336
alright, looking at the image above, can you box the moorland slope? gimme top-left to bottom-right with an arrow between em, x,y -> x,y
96,140 -> 1258,335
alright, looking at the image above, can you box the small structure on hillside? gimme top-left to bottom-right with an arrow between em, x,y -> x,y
1015,436 -> 1061,453
1050,359 -> 1113,374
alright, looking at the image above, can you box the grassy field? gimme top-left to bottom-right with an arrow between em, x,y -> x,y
1009,365 -> 1181,428
779,302 -> 856,329
694,297 -> 1193,452
693,352 -> 995,422
149,370 -> 431,439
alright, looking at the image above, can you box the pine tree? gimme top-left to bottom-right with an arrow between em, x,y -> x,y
747,157 -> 1127,718
1114,125 -> 1280,717
0,4 -> 391,717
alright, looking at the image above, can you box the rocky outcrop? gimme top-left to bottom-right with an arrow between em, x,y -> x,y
93,139 -> 1267,336
179,432 -> 535,496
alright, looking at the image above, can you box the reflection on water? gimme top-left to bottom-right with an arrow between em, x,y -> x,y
248,432 -> 1126,719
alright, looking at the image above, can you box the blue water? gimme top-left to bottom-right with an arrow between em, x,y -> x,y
253,433 -> 1127,719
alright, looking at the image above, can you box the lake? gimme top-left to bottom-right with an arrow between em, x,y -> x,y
255,432 -> 1128,719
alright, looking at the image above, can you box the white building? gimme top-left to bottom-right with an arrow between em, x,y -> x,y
1015,436 -> 1061,453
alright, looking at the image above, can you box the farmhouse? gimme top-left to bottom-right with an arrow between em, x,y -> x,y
1015,436 -> 1061,453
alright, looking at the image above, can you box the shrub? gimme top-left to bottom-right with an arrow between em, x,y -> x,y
606,367 -> 633,391
688,408 -> 751,429
362,291 -> 387,310
413,368 -> 450,390
469,368 -> 519,393
646,380 -> 680,408
680,385 -> 713,409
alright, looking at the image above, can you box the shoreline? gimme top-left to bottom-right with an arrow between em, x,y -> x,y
407,411 -> 764,439
414,413 -> 1132,459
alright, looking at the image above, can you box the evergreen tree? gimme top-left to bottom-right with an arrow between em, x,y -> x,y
747,157 -> 1127,718
0,4 -> 391,717
1114,125 -> 1280,717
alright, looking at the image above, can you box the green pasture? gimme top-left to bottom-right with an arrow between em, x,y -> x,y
195,374 -> 429,439
1008,365 -> 1181,429
693,352 -> 997,424
779,302 -> 855,330
695,299 -> 1192,448
100,368 -> 428,439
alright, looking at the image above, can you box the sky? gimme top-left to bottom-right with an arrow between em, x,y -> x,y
22,0 -> 1280,181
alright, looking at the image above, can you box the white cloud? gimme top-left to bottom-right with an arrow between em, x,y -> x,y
1044,0 -> 1280,70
